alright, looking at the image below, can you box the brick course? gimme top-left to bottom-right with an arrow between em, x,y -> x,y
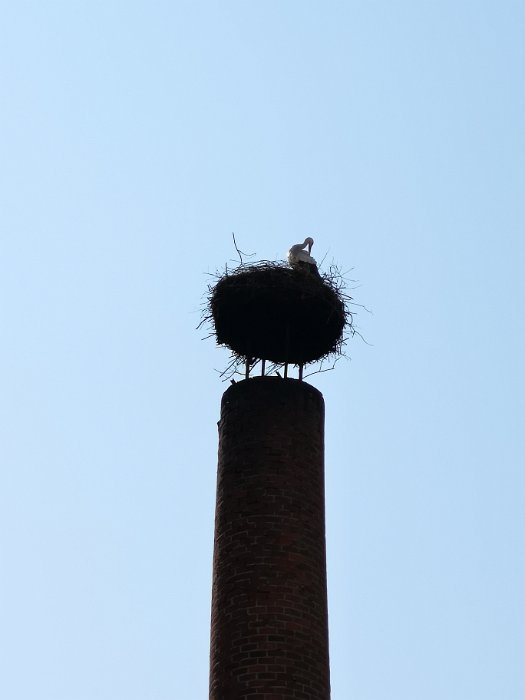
210,377 -> 330,700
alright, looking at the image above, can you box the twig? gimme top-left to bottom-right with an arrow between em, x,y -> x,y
232,232 -> 255,266
319,249 -> 330,268
303,357 -> 340,378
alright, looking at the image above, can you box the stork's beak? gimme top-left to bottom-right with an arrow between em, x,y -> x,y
307,241 -> 312,254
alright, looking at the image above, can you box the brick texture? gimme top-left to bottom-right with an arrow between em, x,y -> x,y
210,377 -> 330,700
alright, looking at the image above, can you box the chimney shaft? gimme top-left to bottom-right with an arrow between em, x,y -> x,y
209,377 -> 330,699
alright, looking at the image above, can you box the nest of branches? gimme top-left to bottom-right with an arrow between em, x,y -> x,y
201,260 -> 357,377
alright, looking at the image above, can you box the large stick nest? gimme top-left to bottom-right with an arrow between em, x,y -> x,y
201,261 -> 355,370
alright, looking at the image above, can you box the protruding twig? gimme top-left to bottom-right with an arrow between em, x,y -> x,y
232,232 -> 255,266
304,357 -> 340,378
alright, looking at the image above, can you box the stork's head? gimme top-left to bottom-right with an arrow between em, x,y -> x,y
304,237 -> 314,254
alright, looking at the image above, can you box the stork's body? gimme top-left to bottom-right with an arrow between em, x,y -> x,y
287,237 -> 319,274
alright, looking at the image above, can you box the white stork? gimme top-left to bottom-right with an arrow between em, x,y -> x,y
287,237 -> 318,271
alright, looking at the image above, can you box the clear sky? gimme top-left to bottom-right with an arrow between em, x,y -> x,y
1,2 -> 524,698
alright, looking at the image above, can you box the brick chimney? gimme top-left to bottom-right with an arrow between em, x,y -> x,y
209,376 -> 330,699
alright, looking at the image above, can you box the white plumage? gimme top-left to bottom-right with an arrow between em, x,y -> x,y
287,237 -> 317,266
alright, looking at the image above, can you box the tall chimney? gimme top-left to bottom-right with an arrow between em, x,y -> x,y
209,377 -> 330,699
205,259 -> 347,699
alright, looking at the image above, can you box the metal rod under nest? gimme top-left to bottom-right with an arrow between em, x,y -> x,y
284,324 -> 290,379
245,339 -> 251,380
261,359 -> 265,376
299,364 -> 303,381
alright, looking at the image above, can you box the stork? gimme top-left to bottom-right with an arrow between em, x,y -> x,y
287,237 -> 320,279
288,237 -> 316,266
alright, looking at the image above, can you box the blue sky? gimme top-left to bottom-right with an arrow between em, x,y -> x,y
1,2 -> 524,698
